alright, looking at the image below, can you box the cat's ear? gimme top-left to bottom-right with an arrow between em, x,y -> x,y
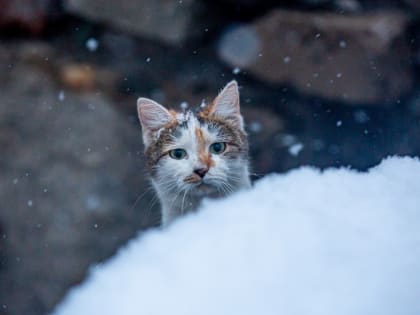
137,98 -> 173,146
209,80 -> 244,129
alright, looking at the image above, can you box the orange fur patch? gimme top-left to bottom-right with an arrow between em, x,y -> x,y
183,174 -> 201,183
195,127 -> 205,144
195,127 -> 215,168
197,102 -> 214,120
168,110 -> 178,118
161,110 -> 178,129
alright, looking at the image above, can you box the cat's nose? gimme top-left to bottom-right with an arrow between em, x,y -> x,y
194,167 -> 208,178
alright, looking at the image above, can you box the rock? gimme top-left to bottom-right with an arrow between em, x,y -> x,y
0,42 -> 158,315
333,0 -> 362,12
64,0 -> 203,45
60,57 -> 120,94
403,0 -> 420,12
408,90 -> 420,116
205,0 -> 277,7
218,10 -> 413,104
0,0 -> 56,34
243,106 -> 284,174
59,64 -> 96,90
297,0 -> 331,5
218,25 -> 260,68
0,222 -> 6,271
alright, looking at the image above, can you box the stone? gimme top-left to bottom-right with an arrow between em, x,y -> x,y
64,0 -> 202,45
0,0 -> 55,34
334,0 -> 362,12
59,64 -> 96,90
207,0 -> 277,7
0,42 -> 158,315
218,10 -> 413,104
403,0 -> 420,12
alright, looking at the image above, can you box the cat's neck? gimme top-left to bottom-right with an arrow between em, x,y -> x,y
155,166 -> 251,226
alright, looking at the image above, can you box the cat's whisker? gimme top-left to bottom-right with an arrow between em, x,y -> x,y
156,179 -> 178,192
135,193 -> 160,226
128,186 -> 153,213
126,183 -> 164,225
219,183 -> 229,196
223,179 -> 237,194
223,184 -> 234,196
145,194 -> 160,214
168,191 -> 183,216
181,188 -> 190,215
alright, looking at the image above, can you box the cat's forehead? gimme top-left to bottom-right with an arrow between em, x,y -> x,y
175,110 -> 199,128
153,108 -> 241,152
172,110 -> 215,140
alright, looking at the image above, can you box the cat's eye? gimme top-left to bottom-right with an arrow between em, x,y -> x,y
169,148 -> 187,160
209,142 -> 226,154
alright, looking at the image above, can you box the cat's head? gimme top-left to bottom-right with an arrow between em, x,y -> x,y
137,81 -> 250,197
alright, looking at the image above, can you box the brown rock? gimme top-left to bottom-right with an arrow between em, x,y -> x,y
59,63 -> 119,92
59,64 -> 96,91
0,0 -> 53,34
403,0 -> 420,12
64,0 -> 202,45
219,10 -> 413,104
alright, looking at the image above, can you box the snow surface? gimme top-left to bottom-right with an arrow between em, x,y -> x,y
53,157 -> 420,315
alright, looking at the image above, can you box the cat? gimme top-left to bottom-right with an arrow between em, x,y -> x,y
137,80 -> 251,226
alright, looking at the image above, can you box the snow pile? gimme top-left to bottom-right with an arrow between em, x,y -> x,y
53,157 -> 420,315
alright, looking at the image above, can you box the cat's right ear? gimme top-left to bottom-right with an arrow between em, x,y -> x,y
137,98 -> 173,146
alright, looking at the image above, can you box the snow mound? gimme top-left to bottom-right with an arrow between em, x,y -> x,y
53,157 -> 420,315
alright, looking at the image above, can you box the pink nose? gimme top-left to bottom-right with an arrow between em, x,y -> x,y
194,167 -> 208,178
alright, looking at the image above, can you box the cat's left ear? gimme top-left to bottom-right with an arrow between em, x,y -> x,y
137,98 -> 174,147
209,80 -> 244,130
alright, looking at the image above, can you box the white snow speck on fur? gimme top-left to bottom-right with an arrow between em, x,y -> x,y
53,157 -> 420,315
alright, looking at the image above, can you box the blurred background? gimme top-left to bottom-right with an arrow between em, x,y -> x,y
0,1 -> 419,314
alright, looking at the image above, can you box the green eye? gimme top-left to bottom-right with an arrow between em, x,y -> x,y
169,148 -> 187,160
209,142 -> 226,154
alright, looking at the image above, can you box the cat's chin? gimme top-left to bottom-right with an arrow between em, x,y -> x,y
189,182 -> 218,197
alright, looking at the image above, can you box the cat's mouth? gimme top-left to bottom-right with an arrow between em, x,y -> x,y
183,174 -> 202,184
191,182 -> 218,196
184,175 -> 219,195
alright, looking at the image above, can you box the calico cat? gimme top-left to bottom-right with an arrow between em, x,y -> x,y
137,81 -> 251,226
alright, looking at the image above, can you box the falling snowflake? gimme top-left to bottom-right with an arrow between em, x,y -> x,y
288,143 -> 304,156
86,38 -> 99,52
58,90 -> 65,101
